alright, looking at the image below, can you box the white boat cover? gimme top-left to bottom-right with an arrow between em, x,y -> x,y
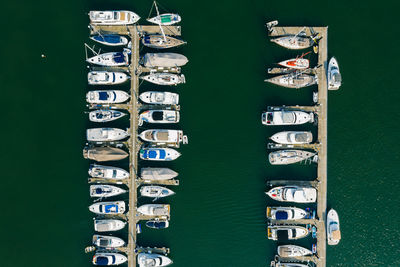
141,167 -> 178,180
143,53 -> 188,68
83,147 -> 128,161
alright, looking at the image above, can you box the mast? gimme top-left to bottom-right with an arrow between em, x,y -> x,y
153,1 -> 167,42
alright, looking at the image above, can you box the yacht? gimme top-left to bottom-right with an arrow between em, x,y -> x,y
261,109 -> 314,125
137,204 -> 170,216
86,90 -> 130,104
327,209 -> 341,245
147,13 -> 181,25
266,206 -> 307,220
271,35 -> 315,50
266,186 -> 317,203
137,253 -> 173,267
139,129 -> 183,145
90,185 -> 126,198
270,131 -> 313,145
87,128 -> 129,142
90,34 -> 129,46
92,252 -> 127,266
140,185 -> 175,198
89,110 -> 127,123
143,53 -> 188,68
278,57 -> 309,70
145,220 -> 169,229
277,245 -> 313,257
328,57 -> 342,90
269,150 -> 316,165
89,10 -> 140,25
265,73 -> 317,89
141,168 -> 178,180
141,73 -> 185,85
92,235 -> 125,248
87,50 -> 130,67
267,225 -> 309,240
142,35 -> 186,49
139,91 -> 179,105
83,146 -> 129,162
94,219 -> 126,232
138,110 -> 180,126
89,164 -> 129,179
140,148 -> 181,161
89,201 -> 126,215
88,71 -> 129,85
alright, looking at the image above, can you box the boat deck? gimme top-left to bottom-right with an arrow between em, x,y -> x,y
89,25 -> 181,36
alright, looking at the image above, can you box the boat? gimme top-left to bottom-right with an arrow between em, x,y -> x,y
87,50 -> 130,67
93,252 -> 127,266
90,34 -> 129,46
140,185 -> 175,198
271,35 -> 315,50
271,261 -> 309,267
89,201 -> 126,215
267,225 -> 309,240
89,110 -> 127,123
270,131 -> 313,144
328,57 -> 342,90
141,73 -> 185,85
277,245 -> 313,257
83,146 -> 128,162
87,128 -> 129,142
143,53 -> 188,68
278,55 -> 310,70
89,164 -> 129,179
93,235 -> 125,248
89,10 -> 140,25
88,71 -> 129,85
147,12 -> 181,25
137,204 -> 170,216
145,220 -> 169,229
327,209 -> 341,245
266,186 -> 317,203
269,150 -> 316,165
90,185 -> 126,198
138,110 -> 180,126
137,253 -> 173,267
142,34 -> 186,49
94,219 -> 126,232
140,148 -> 181,161
86,90 -> 130,104
139,129 -> 183,145
141,168 -> 178,180
139,91 -> 179,105
261,110 -> 314,126
265,72 -> 317,89
266,206 -> 307,220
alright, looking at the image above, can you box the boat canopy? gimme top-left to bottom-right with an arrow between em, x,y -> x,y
95,256 -> 109,265
281,112 -> 295,123
277,230 -> 289,240
99,92 -> 109,100
141,168 -> 178,180
152,111 -> 164,120
143,53 -> 188,67
113,53 -> 126,63
294,133 -> 310,142
155,131 -> 169,141
105,204 -> 118,213
275,211 -> 289,220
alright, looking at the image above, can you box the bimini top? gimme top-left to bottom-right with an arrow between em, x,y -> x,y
275,211 -> 289,220
146,149 -> 166,159
281,112 -> 295,123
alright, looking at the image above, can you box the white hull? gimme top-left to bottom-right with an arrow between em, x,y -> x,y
94,219 -> 126,232
139,129 -> 183,144
137,204 -> 170,216
327,209 -> 341,245
277,245 -> 312,257
266,186 -> 317,203
89,110 -> 127,123
140,186 -> 175,198
271,35 -> 313,50
141,73 -> 185,85
138,253 -> 173,267
138,110 -> 180,126
86,90 -> 130,104
266,206 -> 307,220
89,10 -> 140,25
328,57 -> 342,90
87,128 -> 129,142
89,164 -> 129,179
269,150 -> 316,165
262,110 -> 313,125
88,71 -> 129,85
93,235 -> 125,248
268,225 -> 309,240
275,263 -> 309,267
90,35 -> 129,46
141,168 -> 178,180
278,58 -> 309,70
87,51 -> 130,67
140,148 -> 181,161
147,13 -> 181,25
93,253 -> 127,265
139,91 -> 179,105
270,131 -> 313,144
89,201 -> 126,215
90,185 -> 126,198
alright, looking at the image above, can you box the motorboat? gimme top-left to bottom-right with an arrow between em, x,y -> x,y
328,57 -> 342,90
87,128 -> 129,142
265,73 -> 317,89
141,168 -> 178,180
83,146 -> 128,162
87,50 -> 130,67
278,56 -> 310,70
277,245 -> 312,257
267,225 -> 309,240
90,34 -> 129,46
138,110 -> 180,126
139,129 -> 183,145
266,206 -> 307,220
271,35 -> 315,50
93,235 -> 125,248
93,252 -> 127,266
94,219 -> 126,232
261,110 -> 314,126
90,185 -> 126,198
141,73 -> 185,85
143,53 -> 188,68
140,148 -> 181,161
270,131 -> 313,145
88,71 -> 129,85
140,185 -> 175,198
89,10 -> 140,25
271,261 -> 309,267
327,209 -> 341,245
137,253 -> 173,267
266,186 -> 317,203
139,91 -> 179,105
86,90 -> 130,104
137,204 -> 170,216
89,164 -> 129,179
142,35 -> 186,49
145,220 -> 169,229
89,110 -> 127,123
147,13 -> 181,25
89,201 -> 126,215
269,150 -> 316,165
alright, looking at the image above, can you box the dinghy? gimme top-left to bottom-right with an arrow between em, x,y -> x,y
262,110 -> 314,126
140,148 -> 181,161
277,245 -> 313,257
93,235 -> 125,248
267,225 -> 309,240
137,252 -> 173,267
266,186 -> 317,203
143,53 -> 188,68
328,57 -> 342,90
140,185 -> 175,198
88,71 -> 129,85
270,131 -> 313,144
138,110 -> 180,126
89,164 -> 129,179
90,34 -> 129,46
87,50 -> 130,67
269,150 -> 316,165
94,219 -> 126,232
89,10 -> 140,25
139,91 -> 179,105
83,146 -> 128,162
87,128 -> 129,142
141,73 -> 185,85
266,206 -> 307,220
265,72 -> 317,89
90,185 -> 126,198
137,204 -> 170,216
142,35 -> 186,49
145,220 -> 169,229
271,35 -> 314,50
93,252 -> 127,266
86,90 -> 130,104
89,201 -> 126,215
141,168 -> 178,180
327,209 -> 341,245
139,129 -> 183,145
89,110 -> 127,123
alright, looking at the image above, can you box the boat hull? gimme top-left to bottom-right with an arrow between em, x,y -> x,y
83,147 -> 129,162
265,73 -> 317,89
90,35 -> 129,46
278,58 -> 309,70
140,167 -> 178,180
90,185 -> 126,198
266,186 -> 317,203
327,209 -> 341,245
277,245 -> 312,257
269,150 -> 316,165
270,131 -> 313,144
89,164 -> 129,179
89,201 -> 126,215
141,73 -> 185,85
89,110 -> 127,123
147,13 -> 181,25
89,10 -> 140,25
271,35 -> 314,50
93,253 -> 127,265
94,219 -> 126,232
142,35 -> 186,49
137,204 -> 170,216
88,71 -> 129,85
139,91 -> 179,105
139,148 -> 181,161
328,57 -> 342,90
262,110 -> 313,125
140,185 -> 175,198
86,90 -> 130,104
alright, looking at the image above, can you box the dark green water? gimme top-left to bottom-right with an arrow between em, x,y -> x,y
2,0 -> 400,266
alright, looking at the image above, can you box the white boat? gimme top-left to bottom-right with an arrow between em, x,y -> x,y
94,219 -> 126,232
139,129 -> 183,145
265,73 -> 317,89
139,91 -> 179,105
269,150 -> 316,165
89,164 -> 129,179
89,110 -> 127,123
93,235 -> 125,248
272,261 -> 309,267
89,201 -> 126,215
266,186 -> 317,203
327,209 -> 341,245
145,220 -> 169,229
142,35 -> 186,49
83,146 -> 129,162
143,53 -> 188,68
138,110 -> 180,126
140,185 -> 175,198
87,128 -> 129,142
137,204 -> 170,216
138,253 -> 173,267
141,73 -> 185,85
140,148 -> 181,161
270,131 -> 313,145
141,168 -> 178,180
147,13 -> 181,25
328,57 -> 342,90
93,252 -> 127,266
89,11 -> 140,25
266,206 -> 307,220
90,185 -> 126,198
271,35 -> 314,50
267,225 -> 309,240
87,50 -> 130,67
278,56 -> 310,70
261,110 -> 314,126
86,90 -> 130,104
277,245 -> 313,257
90,34 -> 129,46
88,71 -> 129,85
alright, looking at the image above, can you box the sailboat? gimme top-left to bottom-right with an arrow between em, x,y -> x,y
277,52 -> 310,70
147,1 -> 181,25
142,35 -> 186,49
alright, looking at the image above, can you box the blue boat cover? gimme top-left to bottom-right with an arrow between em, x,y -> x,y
143,36 -> 151,44
99,92 -> 108,100
159,149 -> 166,159
113,53 -> 125,63
148,150 -> 158,159
275,211 -> 288,220
105,204 -> 118,213
93,35 -> 122,44
96,188 -> 104,194
95,256 -> 109,265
